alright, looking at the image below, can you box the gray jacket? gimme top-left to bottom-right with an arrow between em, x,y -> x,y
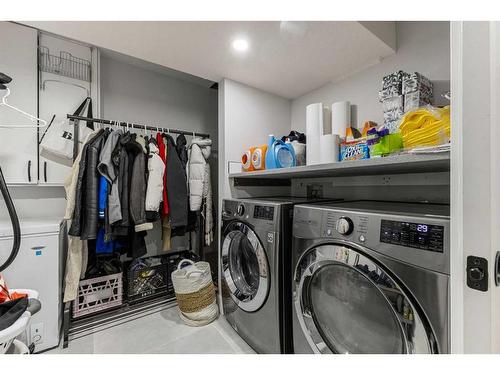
97,129 -> 123,224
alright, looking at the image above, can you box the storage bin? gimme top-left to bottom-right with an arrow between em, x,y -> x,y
171,260 -> 219,326
72,273 -> 123,318
166,252 -> 199,294
126,257 -> 170,303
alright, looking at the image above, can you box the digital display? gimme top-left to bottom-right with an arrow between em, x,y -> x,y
254,205 -> 274,221
417,224 -> 428,233
380,220 -> 444,253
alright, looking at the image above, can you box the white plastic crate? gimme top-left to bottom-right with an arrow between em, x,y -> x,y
73,273 -> 123,318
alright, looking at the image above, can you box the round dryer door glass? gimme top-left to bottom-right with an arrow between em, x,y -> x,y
222,222 -> 270,312
295,244 -> 437,354
228,231 -> 260,296
308,263 -> 405,354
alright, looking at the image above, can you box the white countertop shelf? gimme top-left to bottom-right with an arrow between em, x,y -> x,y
229,152 -> 450,180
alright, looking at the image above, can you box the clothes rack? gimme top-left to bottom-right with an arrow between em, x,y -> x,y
67,114 -> 211,161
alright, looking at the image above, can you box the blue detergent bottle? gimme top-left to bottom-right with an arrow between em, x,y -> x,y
265,134 -> 297,169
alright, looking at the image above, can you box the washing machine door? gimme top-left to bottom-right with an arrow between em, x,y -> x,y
222,221 -> 270,312
294,243 -> 438,354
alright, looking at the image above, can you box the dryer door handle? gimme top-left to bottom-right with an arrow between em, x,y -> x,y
300,275 -> 313,318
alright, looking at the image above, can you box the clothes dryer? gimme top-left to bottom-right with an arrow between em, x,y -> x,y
292,201 -> 450,354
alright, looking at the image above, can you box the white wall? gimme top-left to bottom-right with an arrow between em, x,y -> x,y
218,79 -> 291,199
0,186 -> 67,220
100,54 -> 218,144
290,21 -> 451,131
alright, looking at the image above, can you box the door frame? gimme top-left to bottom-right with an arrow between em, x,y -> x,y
451,21 -> 500,353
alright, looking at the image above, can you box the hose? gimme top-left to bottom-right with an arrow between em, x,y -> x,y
0,166 -> 21,272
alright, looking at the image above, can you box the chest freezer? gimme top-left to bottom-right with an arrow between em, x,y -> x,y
0,218 -> 63,352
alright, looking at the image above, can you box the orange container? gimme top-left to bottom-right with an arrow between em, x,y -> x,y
251,145 -> 268,170
242,147 -> 256,172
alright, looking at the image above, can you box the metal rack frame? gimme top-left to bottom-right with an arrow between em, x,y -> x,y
67,114 -> 211,161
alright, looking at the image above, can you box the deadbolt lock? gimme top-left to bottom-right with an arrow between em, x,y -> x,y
467,256 -> 488,292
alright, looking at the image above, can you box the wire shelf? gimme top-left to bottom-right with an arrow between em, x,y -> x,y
39,46 -> 92,82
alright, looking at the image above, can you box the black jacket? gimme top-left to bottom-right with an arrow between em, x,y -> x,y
124,134 -> 148,258
176,134 -> 188,173
165,134 -> 188,229
80,130 -> 108,240
69,129 -> 103,237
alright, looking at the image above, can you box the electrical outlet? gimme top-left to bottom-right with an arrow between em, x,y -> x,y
31,322 -> 44,344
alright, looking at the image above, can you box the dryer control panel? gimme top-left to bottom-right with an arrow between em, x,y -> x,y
380,219 -> 445,253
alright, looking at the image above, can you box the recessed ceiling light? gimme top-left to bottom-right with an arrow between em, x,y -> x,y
232,38 -> 249,52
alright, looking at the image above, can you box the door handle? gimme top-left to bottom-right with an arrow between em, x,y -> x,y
301,275 -> 313,317
44,161 -> 47,183
495,252 -> 500,286
27,160 -> 31,182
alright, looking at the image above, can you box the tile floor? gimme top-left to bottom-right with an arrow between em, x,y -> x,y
47,307 -> 255,354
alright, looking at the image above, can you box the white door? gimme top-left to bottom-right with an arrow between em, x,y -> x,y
451,21 -> 500,353
38,32 -> 97,185
0,22 -> 38,184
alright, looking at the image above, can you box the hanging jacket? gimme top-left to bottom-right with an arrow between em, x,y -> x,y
69,129 -> 104,237
156,132 -> 169,216
129,135 -> 153,232
98,129 -> 123,224
188,138 -> 212,210
80,130 -> 108,240
188,137 -> 213,245
165,134 -> 188,229
64,130 -> 101,221
109,132 -> 131,237
145,140 -> 165,221
176,134 -> 188,173
63,129 -> 100,303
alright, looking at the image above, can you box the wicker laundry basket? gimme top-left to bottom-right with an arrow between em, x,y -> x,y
171,259 -> 218,326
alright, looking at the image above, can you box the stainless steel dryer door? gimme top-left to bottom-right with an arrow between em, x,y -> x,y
294,243 -> 438,354
222,221 -> 270,312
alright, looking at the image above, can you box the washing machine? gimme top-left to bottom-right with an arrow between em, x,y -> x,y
221,197 -> 315,353
292,201 -> 450,354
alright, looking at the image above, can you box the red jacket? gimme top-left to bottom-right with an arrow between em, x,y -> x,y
156,132 -> 169,216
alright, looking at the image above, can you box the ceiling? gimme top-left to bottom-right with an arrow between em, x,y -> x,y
23,21 -> 396,99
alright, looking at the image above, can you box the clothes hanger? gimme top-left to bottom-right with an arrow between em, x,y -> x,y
0,88 -> 48,128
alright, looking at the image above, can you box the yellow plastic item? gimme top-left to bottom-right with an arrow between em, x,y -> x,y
399,106 -> 450,149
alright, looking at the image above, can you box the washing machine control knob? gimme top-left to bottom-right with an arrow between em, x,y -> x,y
336,217 -> 354,236
237,204 -> 245,216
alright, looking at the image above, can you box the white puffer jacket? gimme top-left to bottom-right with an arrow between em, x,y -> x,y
145,141 -> 166,220
188,138 -> 213,245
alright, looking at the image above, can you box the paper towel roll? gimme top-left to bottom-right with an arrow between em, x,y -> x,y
331,101 -> 351,138
320,134 -> 340,164
306,103 -> 330,165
